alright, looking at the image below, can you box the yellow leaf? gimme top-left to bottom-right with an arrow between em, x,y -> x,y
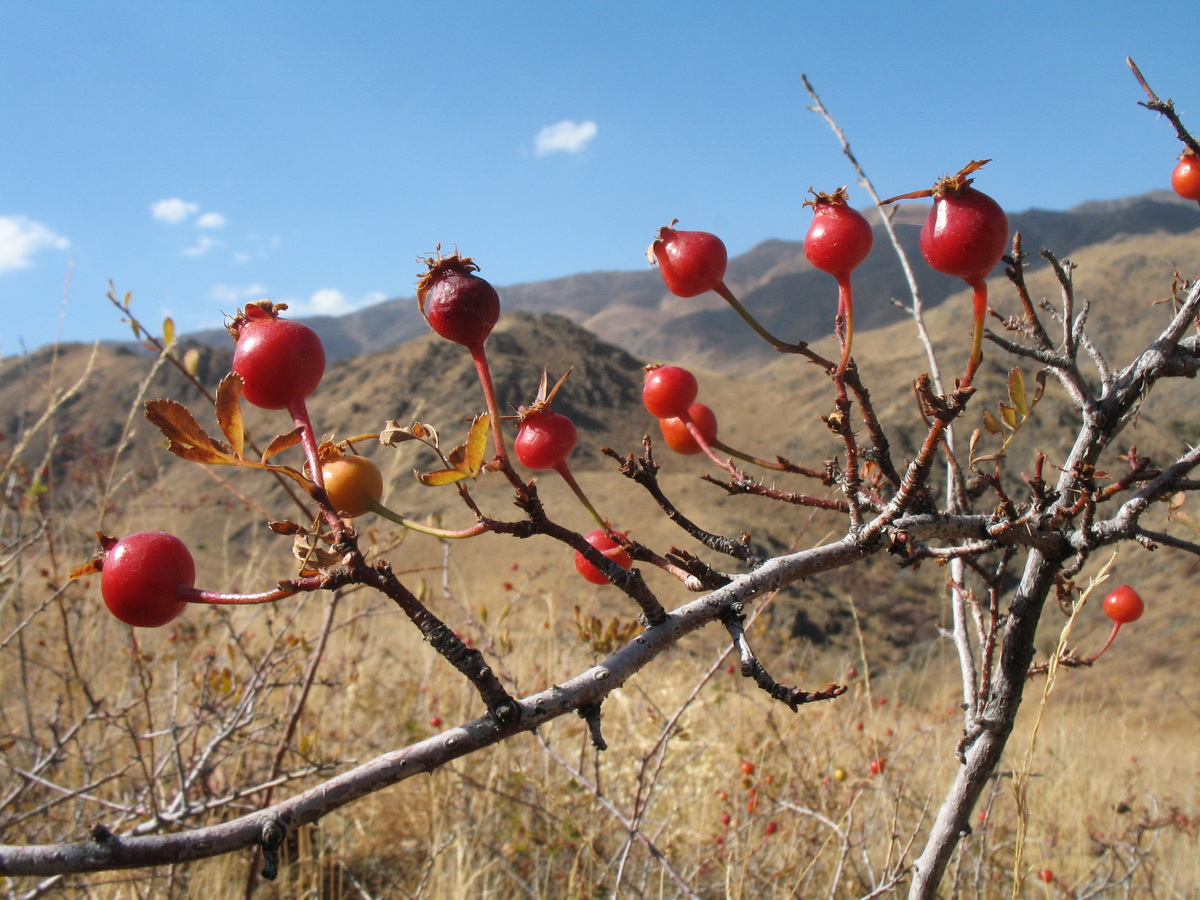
999,403 -> 1018,430
182,347 -> 201,376
417,467 -> 470,487
982,410 -> 1004,435
461,414 -> 490,472
417,415 -> 490,485
163,317 -> 176,348
1008,368 -> 1027,417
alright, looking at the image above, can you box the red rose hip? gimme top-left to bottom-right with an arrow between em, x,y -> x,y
230,303 -> 326,411
515,409 -> 578,471
648,222 -> 728,298
658,402 -> 719,456
805,188 -> 874,278
1171,151 -> 1200,202
1103,584 -> 1144,625
574,530 -> 633,585
417,252 -> 500,351
643,364 -> 699,420
101,531 -> 194,627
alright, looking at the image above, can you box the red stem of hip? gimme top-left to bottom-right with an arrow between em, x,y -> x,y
960,282 -> 988,390
835,276 -> 854,403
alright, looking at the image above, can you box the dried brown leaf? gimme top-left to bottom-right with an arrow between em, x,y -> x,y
262,429 -> 302,463
215,375 -> 245,457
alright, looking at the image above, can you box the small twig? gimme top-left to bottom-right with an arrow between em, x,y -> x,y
604,442 -> 763,565
1127,57 -> 1200,154
720,605 -> 846,711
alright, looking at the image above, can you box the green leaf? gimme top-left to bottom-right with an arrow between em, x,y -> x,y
982,410 -> 1004,435
999,403 -> 1018,430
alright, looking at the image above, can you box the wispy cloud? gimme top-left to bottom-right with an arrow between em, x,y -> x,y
196,212 -> 228,229
234,233 -> 281,264
183,235 -> 222,257
0,216 -> 69,273
534,120 -> 598,156
151,198 -> 200,224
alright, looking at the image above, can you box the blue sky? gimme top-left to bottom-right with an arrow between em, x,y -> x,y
3,1 -> 1198,355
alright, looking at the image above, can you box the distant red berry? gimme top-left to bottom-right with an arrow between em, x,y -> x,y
648,222 -> 728,298
574,530 -> 633,585
1037,869 -> 1054,884
741,760 -> 755,776
869,758 -> 887,776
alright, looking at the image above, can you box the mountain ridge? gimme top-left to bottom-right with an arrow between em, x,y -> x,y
184,190 -> 1200,371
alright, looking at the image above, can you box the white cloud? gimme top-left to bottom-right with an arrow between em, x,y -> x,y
211,283 -> 270,306
196,211 -> 228,229
152,198 -> 199,224
0,216 -> 69,273
182,235 -> 222,257
534,120 -> 598,156
283,288 -> 387,317
308,288 -> 352,315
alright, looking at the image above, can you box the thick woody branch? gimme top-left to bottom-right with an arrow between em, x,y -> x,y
0,525 -> 926,879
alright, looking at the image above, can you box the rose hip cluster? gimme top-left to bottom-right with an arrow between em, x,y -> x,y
642,364 -> 719,457
87,302 -> 397,625
82,154 -> 1159,635
651,163 -> 1009,392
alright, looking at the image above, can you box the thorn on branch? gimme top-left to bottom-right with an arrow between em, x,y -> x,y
260,818 -> 285,881
577,703 -> 607,751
